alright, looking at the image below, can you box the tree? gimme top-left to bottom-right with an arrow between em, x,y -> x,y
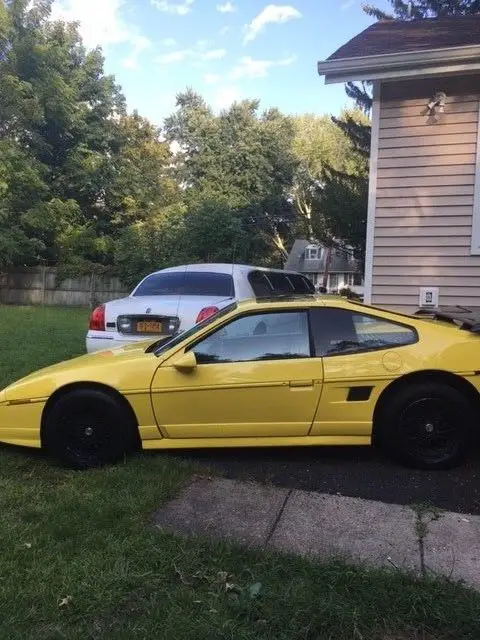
104,112 -> 179,227
291,113 -> 363,242
114,204 -> 187,289
291,110 -> 370,262
164,91 -> 298,264
363,0 -> 480,20
0,0 -> 175,276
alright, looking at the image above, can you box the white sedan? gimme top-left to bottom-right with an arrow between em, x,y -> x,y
86,263 -> 314,352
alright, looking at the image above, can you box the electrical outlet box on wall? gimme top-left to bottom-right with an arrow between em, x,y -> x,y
419,287 -> 439,308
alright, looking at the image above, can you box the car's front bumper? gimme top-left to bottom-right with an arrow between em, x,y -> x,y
0,394 -> 43,448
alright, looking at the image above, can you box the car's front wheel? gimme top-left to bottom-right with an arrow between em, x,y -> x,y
43,389 -> 139,469
377,381 -> 473,469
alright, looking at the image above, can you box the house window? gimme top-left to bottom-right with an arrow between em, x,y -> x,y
329,273 -> 339,290
305,245 -> 321,260
470,102 -> 480,255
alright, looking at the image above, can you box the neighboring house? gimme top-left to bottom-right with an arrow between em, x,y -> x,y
284,240 -> 363,293
317,16 -> 480,312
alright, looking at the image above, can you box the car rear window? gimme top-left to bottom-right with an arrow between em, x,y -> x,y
248,270 -> 315,296
134,272 -> 235,297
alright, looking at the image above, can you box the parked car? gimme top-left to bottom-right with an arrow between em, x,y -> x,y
86,263 -> 314,353
2,298 -> 480,470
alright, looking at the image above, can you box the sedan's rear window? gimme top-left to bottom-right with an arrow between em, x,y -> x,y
248,270 -> 315,296
134,272 -> 235,297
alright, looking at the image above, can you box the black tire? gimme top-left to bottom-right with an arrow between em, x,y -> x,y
43,389 -> 139,469
376,382 -> 473,470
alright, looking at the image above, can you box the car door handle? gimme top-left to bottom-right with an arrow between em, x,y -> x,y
289,380 -> 314,388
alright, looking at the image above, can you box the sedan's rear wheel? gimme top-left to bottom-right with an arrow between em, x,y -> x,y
377,382 -> 472,469
43,389 -> 138,469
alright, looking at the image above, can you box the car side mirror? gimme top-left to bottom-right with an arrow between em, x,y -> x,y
173,350 -> 197,373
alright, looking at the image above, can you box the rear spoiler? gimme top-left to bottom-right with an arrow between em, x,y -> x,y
415,306 -> 480,333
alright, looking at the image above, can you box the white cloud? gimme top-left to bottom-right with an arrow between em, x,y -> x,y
196,38 -> 211,50
51,0 -> 151,68
202,48 -> 227,60
122,35 -> 151,69
156,49 -> 191,64
51,0 -> 130,49
162,37 -> 177,46
340,0 -> 355,9
151,0 -> 194,15
216,1 -> 236,12
156,47 -> 226,64
203,73 -> 221,84
230,55 -> 296,79
212,86 -> 241,110
243,4 -> 302,43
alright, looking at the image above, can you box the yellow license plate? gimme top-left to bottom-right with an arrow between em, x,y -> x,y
136,321 -> 162,333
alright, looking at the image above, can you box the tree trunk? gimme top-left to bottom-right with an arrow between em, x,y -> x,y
322,247 -> 333,291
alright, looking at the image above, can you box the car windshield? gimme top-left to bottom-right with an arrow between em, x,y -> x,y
134,271 -> 235,297
150,303 -> 238,356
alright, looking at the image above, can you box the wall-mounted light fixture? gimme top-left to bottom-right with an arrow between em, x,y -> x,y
427,91 -> 447,115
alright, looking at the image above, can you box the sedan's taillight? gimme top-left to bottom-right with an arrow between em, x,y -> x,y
89,305 -> 105,331
196,306 -> 219,323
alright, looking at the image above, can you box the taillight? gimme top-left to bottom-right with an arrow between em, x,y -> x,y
196,306 -> 219,323
89,305 -> 105,331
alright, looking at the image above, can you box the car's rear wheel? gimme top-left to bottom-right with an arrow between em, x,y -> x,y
43,389 -> 138,469
377,382 -> 473,469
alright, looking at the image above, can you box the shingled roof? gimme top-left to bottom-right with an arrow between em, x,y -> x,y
329,15 -> 480,60
318,15 -> 480,83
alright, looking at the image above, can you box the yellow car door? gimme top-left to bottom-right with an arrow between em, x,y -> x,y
308,307 -> 418,438
150,310 -> 324,439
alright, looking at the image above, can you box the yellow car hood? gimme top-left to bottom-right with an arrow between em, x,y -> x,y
3,340 -> 158,402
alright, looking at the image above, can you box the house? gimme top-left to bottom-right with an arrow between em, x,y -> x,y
317,16 -> 480,312
284,239 -> 363,294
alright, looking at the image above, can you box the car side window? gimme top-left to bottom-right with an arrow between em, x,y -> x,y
192,312 -> 310,364
309,308 -> 417,357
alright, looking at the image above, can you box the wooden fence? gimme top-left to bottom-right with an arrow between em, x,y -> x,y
0,267 -> 128,307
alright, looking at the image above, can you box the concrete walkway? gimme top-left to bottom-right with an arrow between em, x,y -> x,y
153,477 -> 480,589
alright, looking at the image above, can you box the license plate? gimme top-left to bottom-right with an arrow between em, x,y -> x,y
136,321 -> 163,333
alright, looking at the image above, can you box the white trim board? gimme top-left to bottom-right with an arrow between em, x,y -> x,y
364,81 -> 381,305
470,99 -> 480,255
325,62 -> 480,85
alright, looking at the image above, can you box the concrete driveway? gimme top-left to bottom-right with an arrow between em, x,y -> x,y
169,445 -> 480,515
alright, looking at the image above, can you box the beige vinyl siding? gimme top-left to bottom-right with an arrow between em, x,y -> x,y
371,75 -> 480,311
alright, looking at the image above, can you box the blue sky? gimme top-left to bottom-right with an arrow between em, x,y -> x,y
51,0 -> 391,126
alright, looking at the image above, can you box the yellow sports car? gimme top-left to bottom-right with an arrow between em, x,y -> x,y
1,296 -> 479,470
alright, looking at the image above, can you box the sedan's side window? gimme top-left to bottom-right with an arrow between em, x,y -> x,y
309,308 -> 417,357
192,312 -> 310,364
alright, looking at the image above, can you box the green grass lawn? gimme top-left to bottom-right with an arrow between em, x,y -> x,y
1,305 -> 480,639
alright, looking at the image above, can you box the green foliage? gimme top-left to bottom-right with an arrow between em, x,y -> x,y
164,91 -> 298,263
1,1 -> 376,286
364,0 -> 480,19
114,203 -> 188,289
0,0 -> 174,277
320,167 -> 369,260
292,110 -> 370,257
